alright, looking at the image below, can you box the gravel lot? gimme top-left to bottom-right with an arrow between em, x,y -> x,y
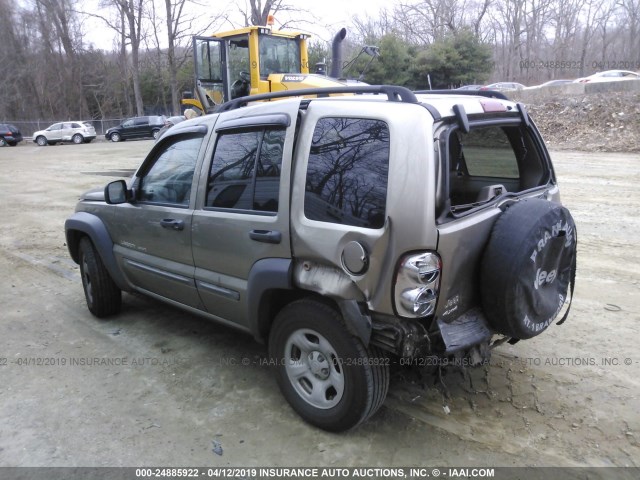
0,140 -> 638,468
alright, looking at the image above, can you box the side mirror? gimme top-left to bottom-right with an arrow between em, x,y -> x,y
104,180 -> 131,204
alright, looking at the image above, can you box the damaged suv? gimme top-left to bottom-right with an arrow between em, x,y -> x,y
65,86 -> 577,432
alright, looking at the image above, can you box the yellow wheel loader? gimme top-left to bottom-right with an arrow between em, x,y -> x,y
183,24 -> 356,114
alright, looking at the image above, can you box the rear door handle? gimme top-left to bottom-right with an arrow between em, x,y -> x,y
249,229 -> 281,244
160,219 -> 184,231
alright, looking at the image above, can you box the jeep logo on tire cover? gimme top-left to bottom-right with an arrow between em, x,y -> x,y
534,268 -> 557,289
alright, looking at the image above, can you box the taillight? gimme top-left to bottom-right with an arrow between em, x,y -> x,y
394,252 -> 441,318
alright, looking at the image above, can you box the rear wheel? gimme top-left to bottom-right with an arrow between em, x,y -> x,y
269,299 -> 389,431
0,138 -> 6,147
72,133 -> 83,144
36,136 -> 47,146
78,237 -> 122,318
152,129 -> 160,140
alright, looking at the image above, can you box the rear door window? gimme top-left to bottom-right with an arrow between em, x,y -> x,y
206,127 -> 285,213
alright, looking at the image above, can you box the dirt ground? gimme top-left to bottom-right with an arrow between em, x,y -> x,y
0,140 -> 638,468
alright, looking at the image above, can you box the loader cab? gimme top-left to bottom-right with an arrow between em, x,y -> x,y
189,26 -> 310,114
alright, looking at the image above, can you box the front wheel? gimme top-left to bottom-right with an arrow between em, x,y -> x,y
152,129 -> 160,140
78,237 -> 122,318
72,133 -> 83,144
36,136 -> 47,146
0,138 -> 6,147
269,299 -> 389,432
110,132 -> 121,142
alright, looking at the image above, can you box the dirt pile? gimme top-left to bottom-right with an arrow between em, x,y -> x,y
524,91 -> 640,152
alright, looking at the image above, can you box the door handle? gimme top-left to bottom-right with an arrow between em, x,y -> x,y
160,219 -> 184,231
249,229 -> 281,244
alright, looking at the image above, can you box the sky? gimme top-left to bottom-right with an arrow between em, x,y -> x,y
82,0 -> 395,50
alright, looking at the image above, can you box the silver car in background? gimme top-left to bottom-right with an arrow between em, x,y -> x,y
33,121 -> 97,146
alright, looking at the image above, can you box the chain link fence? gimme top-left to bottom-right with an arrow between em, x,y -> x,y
2,119 -> 126,139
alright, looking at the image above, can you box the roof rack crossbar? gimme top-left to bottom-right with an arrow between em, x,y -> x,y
414,89 -> 510,100
213,85 -> 419,113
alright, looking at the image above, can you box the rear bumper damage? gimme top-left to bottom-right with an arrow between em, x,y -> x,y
370,307 -> 494,360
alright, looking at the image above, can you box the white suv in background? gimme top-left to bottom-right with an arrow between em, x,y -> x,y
33,121 -> 97,146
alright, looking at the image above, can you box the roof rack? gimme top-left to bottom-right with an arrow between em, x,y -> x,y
414,89 -> 510,100
213,85 -> 419,113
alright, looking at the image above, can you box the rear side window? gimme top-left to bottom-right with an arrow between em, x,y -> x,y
304,118 -> 390,229
447,124 -> 545,208
458,127 -> 519,178
206,128 -> 285,213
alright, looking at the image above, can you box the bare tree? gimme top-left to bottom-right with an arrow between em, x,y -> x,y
35,0 -> 90,117
238,0 -> 278,26
162,0 -> 223,114
88,0 -> 147,116
575,0 -> 610,76
351,10 -> 398,42
617,0 -> 640,63
550,0 -> 580,64
234,0 -> 310,28
594,0 -> 619,65
522,0 -> 553,81
393,0 -> 494,45
488,0 -> 526,79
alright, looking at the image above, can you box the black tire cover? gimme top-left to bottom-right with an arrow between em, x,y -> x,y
481,198 -> 577,339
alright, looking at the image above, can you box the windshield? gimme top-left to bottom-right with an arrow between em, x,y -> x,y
259,35 -> 301,78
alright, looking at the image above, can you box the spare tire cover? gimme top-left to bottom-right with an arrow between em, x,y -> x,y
481,198 -> 577,339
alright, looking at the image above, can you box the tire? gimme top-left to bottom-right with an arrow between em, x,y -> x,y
481,198 -> 577,339
72,133 -> 83,144
0,138 -> 7,147
78,237 -> 122,318
110,132 -> 121,142
36,136 -> 47,146
269,299 -> 389,432
152,129 -> 160,140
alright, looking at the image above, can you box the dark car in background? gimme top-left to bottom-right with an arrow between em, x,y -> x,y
105,116 -> 165,142
0,124 -> 23,146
